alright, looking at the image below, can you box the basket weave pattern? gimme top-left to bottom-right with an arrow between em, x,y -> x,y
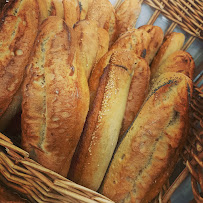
0,0 -> 202,202
144,0 -> 203,40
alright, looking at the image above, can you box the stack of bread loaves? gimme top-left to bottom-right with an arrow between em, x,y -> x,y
0,0 -> 195,202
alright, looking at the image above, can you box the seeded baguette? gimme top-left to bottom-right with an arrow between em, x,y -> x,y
138,25 -> 164,64
89,49 -> 137,108
150,32 -> 185,72
0,0 -> 39,123
102,72 -> 192,203
69,59 -> 135,191
22,16 -> 89,177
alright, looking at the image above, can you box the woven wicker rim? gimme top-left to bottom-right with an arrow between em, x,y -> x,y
0,0 -> 202,202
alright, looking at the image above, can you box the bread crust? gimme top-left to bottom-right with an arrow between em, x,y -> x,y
89,49 -> 140,108
0,0 -> 39,118
63,0 -> 80,28
110,28 -> 151,57
151,50 -> 195,84
73,20 -> 99,79
115,0 -> 141,37
138,25 -> 164,64
86,0 -> 116,46
22,16 -> 89,177
69,62 -> 134,191
150,32 -> 185,72
102,72 -> 192,203
119,57 -> 150,139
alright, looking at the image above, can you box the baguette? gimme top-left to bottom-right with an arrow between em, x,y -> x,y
78,0 -> 94,20
102,72 -> 192,203
119,56 -> 150,139
151,50 -> 195,84
21,16 -> 89,177
73,20 -> 99,79
110,28 -> 151,57
115,0 -> 141,37
150,32 -> 185,71
63,0 -> 80,28
138,25 -> 164,64
0,0 -> 39,122
89,49 -> 137,108
69,58 -> 135,191
86,0 -> 116,46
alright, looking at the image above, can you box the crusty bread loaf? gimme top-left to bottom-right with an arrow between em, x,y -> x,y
138,25 -> 164,64
95,28 -> 109,64
119,56 -> 150,139
110,28 -> 151,57
102,72 -> 192,203
115,0 -> 141,37
21,16 -> 89,177
73,20 -> 99,79
151,50 -> 195,84
63,0 -> 80,28
0,0 -> 39,123
86,0 -> 116,46
68,57 -> 136,191
89,49 -> 138,108
79,0 -> 94,20
150,32 -> 185,72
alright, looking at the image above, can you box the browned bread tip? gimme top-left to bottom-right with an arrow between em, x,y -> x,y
138,25 -> 164,64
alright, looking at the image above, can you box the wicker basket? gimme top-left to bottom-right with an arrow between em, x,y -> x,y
0,0 -> 202,202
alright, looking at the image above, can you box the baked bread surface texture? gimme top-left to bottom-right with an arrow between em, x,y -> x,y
115,0 -> 141,36
69,62 -> 134,191
151,50 -> 195,84
119,56 -> 150,139
0,0 -> 39,123
150,32 -> 185,72
110,28 -> 151,57
21,16 -> 89,177
102,72 -> 192,203
138,25 -> 164,64
73,19 -> 99,79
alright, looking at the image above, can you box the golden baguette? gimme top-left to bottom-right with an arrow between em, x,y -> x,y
79,0 -> 94,20
0,0 -> 39,121
150,32 -> 185,71
89,49 -> 136,108
95,28 -> 109,64
69,58 -> 136,191
63,0 -> 80,28
138,25 -> 164,64
119,56 -> 150,139
73,20 -> 99,79
102,72 -> 192,203
151,50 -> 195,85
115,0 -> 141,37
86,0 -> 116,46
110,28 -> 151,57
22,16 -> 89,177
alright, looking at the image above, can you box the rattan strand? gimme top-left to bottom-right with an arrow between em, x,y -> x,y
144,0 -> 203,39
